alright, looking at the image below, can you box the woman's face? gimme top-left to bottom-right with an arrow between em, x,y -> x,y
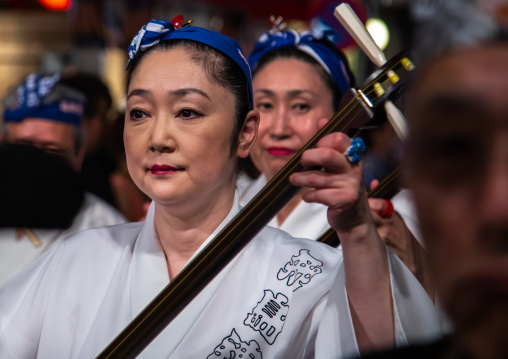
251,57 -> 335,180
124,47 -> 247,210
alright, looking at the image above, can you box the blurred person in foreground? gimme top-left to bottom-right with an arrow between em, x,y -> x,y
364,10 -> 508,359
0,73 -> 126,286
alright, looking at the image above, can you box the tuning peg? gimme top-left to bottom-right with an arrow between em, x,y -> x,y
334,3 -> 408,140
384,101 -> 408,140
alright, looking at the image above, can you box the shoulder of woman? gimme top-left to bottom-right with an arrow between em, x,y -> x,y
36,222 -> 146,280
61,221 -> 143,249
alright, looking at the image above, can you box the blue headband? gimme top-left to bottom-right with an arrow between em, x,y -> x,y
127,19 -> 253,110
3,73 -> 85,126
248,29 -> 351,95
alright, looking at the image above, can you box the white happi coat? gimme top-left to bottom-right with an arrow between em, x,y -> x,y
0,195 -> 441,358
0,193 -> 127,287
0,196 -> 343,358
391,189 -> 424,246
240,176 -> 442,356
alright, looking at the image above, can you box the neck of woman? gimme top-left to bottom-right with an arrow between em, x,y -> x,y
153,187 -> 236,280
276,193 -> 302,226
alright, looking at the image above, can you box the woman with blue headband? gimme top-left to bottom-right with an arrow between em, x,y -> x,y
241,28 -> 355,240
242,26 -> 433,288
243,27 -> 419,248
0,19 -> 438,358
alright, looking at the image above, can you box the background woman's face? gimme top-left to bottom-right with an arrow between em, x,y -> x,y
124,48 -> 238,210
251,58 -> 335,180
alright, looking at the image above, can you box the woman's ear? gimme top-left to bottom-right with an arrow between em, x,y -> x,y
236,109 -> 259,159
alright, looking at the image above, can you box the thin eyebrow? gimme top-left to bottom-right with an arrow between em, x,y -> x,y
287,89 -> 318,97
254,89 -> 275,96
253,88 -> 318,97
126,88 -> 211,102
126,88 -> 150,101
169,88 -> 211,102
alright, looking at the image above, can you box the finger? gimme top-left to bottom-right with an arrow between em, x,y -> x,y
368,198 -> 388,214
300,186 -> 362,209
370,209 -> 384,226
316,117 -> 329,131
300,147 -> 351,175
372,199 -> 394,219
315,132 -> 351,153
370,179 -> 379,190
290,170 -> 357,190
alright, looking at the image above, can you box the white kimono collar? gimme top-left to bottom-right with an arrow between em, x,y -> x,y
130,192 -> 241,317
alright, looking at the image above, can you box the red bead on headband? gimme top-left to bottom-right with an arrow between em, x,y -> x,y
172,15 -> 192,30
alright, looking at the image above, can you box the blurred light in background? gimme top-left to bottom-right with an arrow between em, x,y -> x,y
38,0 -> 71,11
366,18 -> 389,50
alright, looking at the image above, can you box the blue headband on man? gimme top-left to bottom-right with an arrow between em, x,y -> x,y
3,73 -> 85,126
248,29 -> 351,95
127,18 -> 254,110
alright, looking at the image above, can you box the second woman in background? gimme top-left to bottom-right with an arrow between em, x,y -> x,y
241,27 -> 433,297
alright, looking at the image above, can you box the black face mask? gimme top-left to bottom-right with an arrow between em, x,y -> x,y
0,143 -> 84,228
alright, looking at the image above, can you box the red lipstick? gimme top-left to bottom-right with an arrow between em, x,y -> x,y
149,164 -> 182,175
267,147 -> 294,156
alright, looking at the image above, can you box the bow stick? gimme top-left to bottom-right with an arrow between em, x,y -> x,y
97,33 -> 414,359
335,3 -> 410,140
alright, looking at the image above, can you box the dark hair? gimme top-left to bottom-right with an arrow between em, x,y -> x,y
58,73 -> 112,119
251,43 -> 355,113
57,74 -> 112,154
126,39 -> 251,156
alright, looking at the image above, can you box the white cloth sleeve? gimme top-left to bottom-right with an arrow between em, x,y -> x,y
315,247 -> 442,358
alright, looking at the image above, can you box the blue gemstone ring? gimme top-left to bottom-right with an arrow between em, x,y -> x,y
345,138 -> 366,165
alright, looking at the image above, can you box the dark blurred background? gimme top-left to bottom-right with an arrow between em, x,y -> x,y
0,0 -> 413,119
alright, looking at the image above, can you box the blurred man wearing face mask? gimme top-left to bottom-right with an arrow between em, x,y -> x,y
0,72 -> 126,286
